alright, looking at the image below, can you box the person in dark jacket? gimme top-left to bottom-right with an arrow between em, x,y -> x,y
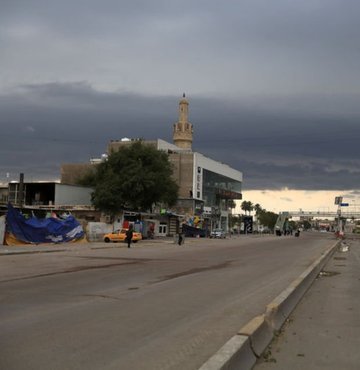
178,233 -> 183,245
126,225 -> 134,248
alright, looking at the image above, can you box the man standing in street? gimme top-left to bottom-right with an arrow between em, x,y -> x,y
126,225 -> 134,248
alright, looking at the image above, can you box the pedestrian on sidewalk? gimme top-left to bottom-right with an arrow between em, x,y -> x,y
126,225 -> 134,248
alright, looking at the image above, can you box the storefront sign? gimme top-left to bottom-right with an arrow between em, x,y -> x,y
216,188 -> 242,199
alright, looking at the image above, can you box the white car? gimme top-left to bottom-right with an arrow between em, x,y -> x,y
210,229 -> 226,239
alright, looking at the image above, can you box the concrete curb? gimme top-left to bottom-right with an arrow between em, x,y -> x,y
239,314 -> 274,357
198,240 -> 339,370
198,334 -> 257,370
265,241 -> 338,332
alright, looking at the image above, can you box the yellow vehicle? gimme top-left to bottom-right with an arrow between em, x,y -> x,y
103,228 -> 142,243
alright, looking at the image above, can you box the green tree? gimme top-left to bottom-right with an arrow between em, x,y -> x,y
257,211 -> 278,231
241,201 -> 254,215
254,203 -> 263,216
79,141 -> 179,215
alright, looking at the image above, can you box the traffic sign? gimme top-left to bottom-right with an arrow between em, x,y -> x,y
335,196 -> 343,205
341,203 -> 349,207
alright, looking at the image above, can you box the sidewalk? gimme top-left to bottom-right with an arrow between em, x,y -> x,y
254,238 -> 360,370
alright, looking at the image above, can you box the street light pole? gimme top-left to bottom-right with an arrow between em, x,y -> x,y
334,196 -> 343,237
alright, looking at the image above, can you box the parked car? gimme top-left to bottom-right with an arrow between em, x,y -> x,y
210,229 -> 226,239
103,228 -> 142,243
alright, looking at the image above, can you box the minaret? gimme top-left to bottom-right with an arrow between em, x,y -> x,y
173,93 -> 193,150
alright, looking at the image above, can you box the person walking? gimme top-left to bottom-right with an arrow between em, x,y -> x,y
126,225 -> 134,248
178,232 -> 183,245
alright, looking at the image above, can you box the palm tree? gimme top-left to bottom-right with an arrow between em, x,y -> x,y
254,203 -> 263,216
241,201 -> 254,215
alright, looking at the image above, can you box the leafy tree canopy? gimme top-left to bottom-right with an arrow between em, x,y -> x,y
238,200 -> 279,231
241,200 -> 254,215
79,141 -> 179,215
257,210 -> 278,230
254,203 -> 263,216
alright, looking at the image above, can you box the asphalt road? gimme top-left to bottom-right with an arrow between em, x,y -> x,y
0,233 -> 336,370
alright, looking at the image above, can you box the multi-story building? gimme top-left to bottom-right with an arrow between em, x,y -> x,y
105,94 -> 243,231
60,94 -> 243,234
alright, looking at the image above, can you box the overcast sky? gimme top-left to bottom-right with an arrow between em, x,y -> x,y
1,0 -> 360,207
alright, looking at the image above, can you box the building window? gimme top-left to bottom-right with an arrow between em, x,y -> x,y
202,169 -> 242,207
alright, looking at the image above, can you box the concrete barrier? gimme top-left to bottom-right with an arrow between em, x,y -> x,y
238,314 -> 273,358
198,334 -> 257,370
265,241 -> 338,331
198,240 -> 339,370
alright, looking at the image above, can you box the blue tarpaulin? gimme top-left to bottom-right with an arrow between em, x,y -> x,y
6,203 -> 85,244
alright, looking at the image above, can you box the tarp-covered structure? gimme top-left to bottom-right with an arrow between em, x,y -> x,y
4,203 -> 86,245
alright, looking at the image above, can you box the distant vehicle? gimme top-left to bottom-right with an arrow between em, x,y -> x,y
210,229 -> 226,239
103,228 -> 142,243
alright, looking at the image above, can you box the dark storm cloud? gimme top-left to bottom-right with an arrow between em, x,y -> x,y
1,82 -> 360,189
192,96 -> 360,190
2,0 -> 360,95
0,82 -> 177,182
1,1 -> 360,189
